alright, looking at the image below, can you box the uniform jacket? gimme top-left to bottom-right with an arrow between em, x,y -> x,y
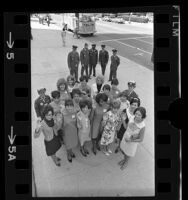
80,48 -> 90,66
110,55 -> 120,69
67,51 -> 80,69
99,50 -> 109,64
122,89 -> 138,102
34,95 -> 51,118
89,48 -> 98,65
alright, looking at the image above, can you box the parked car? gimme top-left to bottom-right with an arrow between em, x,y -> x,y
116,17 -> 125,24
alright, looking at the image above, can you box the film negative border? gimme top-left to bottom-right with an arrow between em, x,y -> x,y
4,6 -> 180,200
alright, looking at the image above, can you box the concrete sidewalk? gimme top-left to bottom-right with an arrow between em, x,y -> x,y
31,21 -> 154,197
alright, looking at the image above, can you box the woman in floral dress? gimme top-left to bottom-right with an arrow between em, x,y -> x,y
100,100 -> 122,156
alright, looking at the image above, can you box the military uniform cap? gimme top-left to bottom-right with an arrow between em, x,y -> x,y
128,80 -> 136,87
92,44 -> 96,46
112,49 -> 117,52
72,45 -> 78,49
101,44 -> 105,47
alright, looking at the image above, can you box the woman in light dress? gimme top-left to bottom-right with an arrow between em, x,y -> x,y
77,99 -> 92,157
119,107 -> 146,170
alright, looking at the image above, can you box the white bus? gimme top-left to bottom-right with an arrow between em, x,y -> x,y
62,13 -> 96,36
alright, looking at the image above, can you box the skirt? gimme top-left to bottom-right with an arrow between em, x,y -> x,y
120,135 -> 138,157
117,124 -> 126,141
44,135 -> 61,156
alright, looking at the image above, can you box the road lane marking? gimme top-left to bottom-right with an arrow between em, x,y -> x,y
114,40 -> 152,55
97,36 -> 153,43
134,38 -> 153,45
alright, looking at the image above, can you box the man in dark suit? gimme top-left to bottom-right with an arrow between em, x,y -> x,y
99,44 -> 109,76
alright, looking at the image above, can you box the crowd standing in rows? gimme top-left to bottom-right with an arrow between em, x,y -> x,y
34,44 -> 146,170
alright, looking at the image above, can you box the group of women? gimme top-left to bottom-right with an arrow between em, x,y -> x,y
34,74 -> 146,170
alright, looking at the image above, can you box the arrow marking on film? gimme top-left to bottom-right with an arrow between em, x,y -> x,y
6,32 -> 14,48
8,126 -> 16,145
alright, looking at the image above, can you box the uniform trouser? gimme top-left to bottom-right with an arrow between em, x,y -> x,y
89,64 -> 97,76
101,63 -> 107,76
81,65 -> 89,78
70,67 -> 78,81
109,67 -> 117,81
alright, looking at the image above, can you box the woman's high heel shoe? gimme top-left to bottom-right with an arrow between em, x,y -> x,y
80,149 -> 87,157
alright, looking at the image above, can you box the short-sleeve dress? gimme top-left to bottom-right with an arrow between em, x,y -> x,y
100,110 -> 122,145
62,109 -> 78,150
40,120 -> 61,156
91,104 -> 109,139
120,117 -> 145,157
77,111 -> 91,146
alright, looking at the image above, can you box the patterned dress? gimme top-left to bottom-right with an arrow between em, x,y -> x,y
120,117 -> 145,157
77,111 -> 91,146
100,110 -> 122,145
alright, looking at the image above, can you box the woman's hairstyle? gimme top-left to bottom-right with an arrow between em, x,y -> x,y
79,75 -> 88,83
102,84 -> 111,91
65,98 -> 74,107
42,105 -> 54,118
130,97 -> 141,107
96,75 -> 104,84
67,75 -> 75,83
81,88 -> 90,96
72,88 -> 82,97
119,91 -> 129,98
134,107 -> 146,119
51,90 -> 60,99
56,78 -> 68,91
37,88 -> 46,95
111,78 -> 119,86
111,99 -> 121,109
79,99 -> 92,110
95,93 -> 108,104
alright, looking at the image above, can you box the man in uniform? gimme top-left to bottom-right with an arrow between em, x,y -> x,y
80,43 -> 90,79
89,44 -> 98,79
108,49 -> 120,82
99,44 -> 109,76
34,88 -> 51,121
67,45 -> 80,83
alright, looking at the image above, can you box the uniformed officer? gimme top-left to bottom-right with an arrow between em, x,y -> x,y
34,88 -> 51,120
108,49 -> 120,82
89,44 -> 98,78
80,43 -> 90,79
67,45 -> 80,83
99,44 -> 109,76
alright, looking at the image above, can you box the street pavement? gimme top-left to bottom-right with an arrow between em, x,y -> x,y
31,17 -> 154,197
